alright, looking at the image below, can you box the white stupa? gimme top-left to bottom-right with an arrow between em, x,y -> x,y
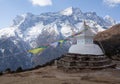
57,21 -> 115,71
69,21 -> 104,55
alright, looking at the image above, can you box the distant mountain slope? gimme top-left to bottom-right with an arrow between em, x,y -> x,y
0,36 -> 33,72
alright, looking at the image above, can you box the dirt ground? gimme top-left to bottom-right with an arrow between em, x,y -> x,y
0,61 -> 120,84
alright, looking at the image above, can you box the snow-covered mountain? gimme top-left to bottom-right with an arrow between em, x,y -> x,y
104,15 -> 116,27
9,7 -> 115,47
0,7 -> 116,72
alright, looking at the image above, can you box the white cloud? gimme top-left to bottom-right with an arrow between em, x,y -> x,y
103,0 -> 120,7
30,0 -> 52,6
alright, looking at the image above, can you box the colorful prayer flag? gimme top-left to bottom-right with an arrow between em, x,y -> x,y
28,24 -> 89,54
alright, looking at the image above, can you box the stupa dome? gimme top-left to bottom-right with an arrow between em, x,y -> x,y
69,44 -> 104,55
68,21 -> 104,55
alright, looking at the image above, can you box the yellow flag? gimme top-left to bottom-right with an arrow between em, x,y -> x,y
28,47 -> 46,55
59,40 -> 64,44
58,40 -> 65,47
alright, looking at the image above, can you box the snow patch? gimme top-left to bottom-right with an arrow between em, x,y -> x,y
0,27 -> 16,38
60,7 -> 73,16
61,24 -> 74,37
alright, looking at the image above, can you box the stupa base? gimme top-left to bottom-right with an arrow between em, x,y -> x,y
56,53 -> 116,72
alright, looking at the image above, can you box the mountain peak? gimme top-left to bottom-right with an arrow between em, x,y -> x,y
13,15 -> 24,26
104,15 -> 116,26
12,13 -> 34,26
60,7 -> 73,16
84,12 -> 97,17
60,7 -> 82,16
23,12 -> 34,18
104,15 -> 114,21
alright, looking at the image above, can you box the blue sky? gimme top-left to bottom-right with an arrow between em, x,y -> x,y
0,0 -> 120,28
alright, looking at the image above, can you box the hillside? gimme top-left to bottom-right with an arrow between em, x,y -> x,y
0,65 -> 120,84
94,24 -> 120,57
